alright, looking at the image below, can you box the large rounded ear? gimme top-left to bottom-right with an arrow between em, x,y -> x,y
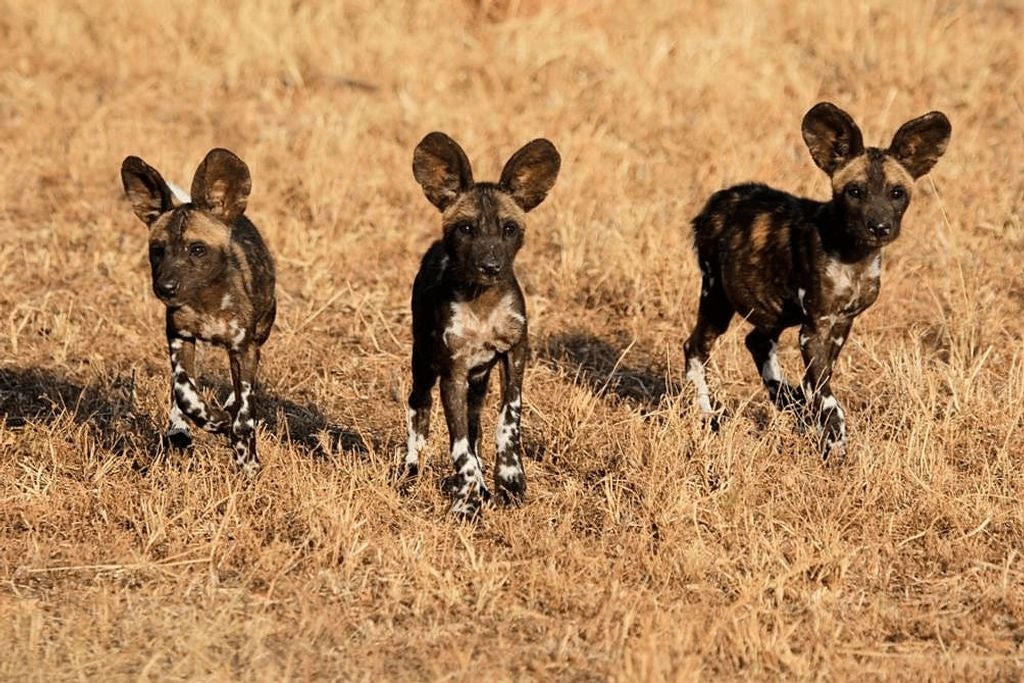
121,156 -> 173,225
499,139 -> 560,212
190,148 -> 251,224
801,102 -> 865,175
412,132 -> 474,211
888,111 -> 951,179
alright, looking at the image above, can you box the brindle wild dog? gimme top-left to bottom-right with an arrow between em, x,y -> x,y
684,102 -> 951,459
121,149 -> 276,476
399,132 -> 560,520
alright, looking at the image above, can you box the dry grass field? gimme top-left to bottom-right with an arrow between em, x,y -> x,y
2,0 -> 1023,679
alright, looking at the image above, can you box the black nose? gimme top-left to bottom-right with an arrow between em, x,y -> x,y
479,260 -> 502,277
870,221 -> 892,238
156,280 -> 180,297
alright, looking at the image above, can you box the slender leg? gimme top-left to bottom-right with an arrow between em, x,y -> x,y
467,364 -> 493,464
167,334 -> 230,446
440,371 -> 489,520
228,344 -> 261,477
165,381 -> 192,449
493,340 -> 527,505
745,327 -> 804,410
399,344 -> 437,482
799,318 -> 853,459
683,262 -> 734,427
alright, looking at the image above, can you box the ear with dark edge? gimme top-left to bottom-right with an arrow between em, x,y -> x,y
499,139 -> 561,212
888,111 -> 951,179
412,132 -> 474,211
191,148 -> 252,224
121,156 -> 173,225
801,102 -> 865,175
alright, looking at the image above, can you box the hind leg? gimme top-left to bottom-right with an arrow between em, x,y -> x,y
683,263 -> 734,426
398,344 -> 436,483
745,328 -> 804,411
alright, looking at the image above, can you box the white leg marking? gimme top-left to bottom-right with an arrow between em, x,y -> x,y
497,463 -> 523,481
761,340 -> 786,384
686,357 -> 713,415
231,382 -> 253,432
174,376 -> 209,422
494,397 -> 521,454
797,288 -> 807,314
406,407 -> 426,465
449,437 -> 487,516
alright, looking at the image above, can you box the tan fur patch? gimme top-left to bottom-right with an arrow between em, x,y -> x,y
442,194 -> 479,226
493,192 -> 526,224
831,155 -> 868,190
148,213 -> 174,245
750,214 -> 772,252
442,190 -> 526,229
183,212 -> 231,248
882,157 -> 914,190
231,242 -> 253,291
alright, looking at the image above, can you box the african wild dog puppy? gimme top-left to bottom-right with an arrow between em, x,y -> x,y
398,132 -> 560,519
121,149 -> 276,476
684,102 -> 951,458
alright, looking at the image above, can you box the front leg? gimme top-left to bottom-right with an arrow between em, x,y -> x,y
799,318 -> 853,460
745,327 -> 804,411
494,339 -> 527,505
228,344 -> 261,477
440,372 -> 489,520
166,334 -> 230,448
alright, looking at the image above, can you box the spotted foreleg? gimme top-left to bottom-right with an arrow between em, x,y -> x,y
228,344 -> 261,477
745,328 -> 804,411
166,335 -> 230,448
494,339 -> 527,505
440,372 -> 489,520
799,319 -> 853,460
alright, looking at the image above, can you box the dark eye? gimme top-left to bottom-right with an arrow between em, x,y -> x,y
456,222 -> 473,236
845,185 -> 864,200
889,186 -> 906,200
502,221 -> 519,237
189,242 -> 207,257
149,244 -> 165,260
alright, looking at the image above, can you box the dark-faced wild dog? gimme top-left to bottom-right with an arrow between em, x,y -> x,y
399,132 -> 560,519
685,102 -> 951,459
121,149 -> 276,476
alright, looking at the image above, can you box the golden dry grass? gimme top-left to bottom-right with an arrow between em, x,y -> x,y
2,0 -> 1023,679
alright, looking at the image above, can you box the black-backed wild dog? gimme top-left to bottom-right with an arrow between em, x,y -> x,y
399,132 -> 560,519
121,149 -> 276,476
685,102 -> 951,458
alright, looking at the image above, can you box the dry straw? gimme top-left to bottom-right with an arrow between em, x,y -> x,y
1,0 -> 1022,679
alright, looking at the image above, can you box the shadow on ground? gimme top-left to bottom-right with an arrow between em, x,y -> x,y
538,331 -> 673,410
0,366 -> 366,462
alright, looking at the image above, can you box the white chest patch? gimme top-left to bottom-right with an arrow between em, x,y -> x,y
825,259 -> 857,297
443,295 -> 525,368
194,316 -> 246,348
823,256 -> 880,314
